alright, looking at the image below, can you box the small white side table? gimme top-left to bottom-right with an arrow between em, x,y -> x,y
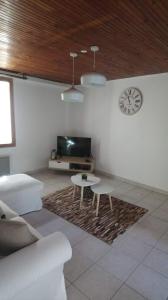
91,184 -> 114,216
71,174 -> 100,208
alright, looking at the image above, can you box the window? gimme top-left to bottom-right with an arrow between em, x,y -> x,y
0,77 -> 15,147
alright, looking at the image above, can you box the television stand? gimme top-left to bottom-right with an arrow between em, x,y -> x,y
48,156 -> 95,173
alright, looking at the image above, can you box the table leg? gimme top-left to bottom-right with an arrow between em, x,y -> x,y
80,186 -> 84,209
92,193 -> 96,206
109,194 -> 112,210
96,194 -> 100,217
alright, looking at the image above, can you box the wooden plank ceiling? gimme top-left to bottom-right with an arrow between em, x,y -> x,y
0,0 -> 168,84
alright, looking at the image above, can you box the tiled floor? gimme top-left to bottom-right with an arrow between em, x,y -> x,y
24,170 -> 168,300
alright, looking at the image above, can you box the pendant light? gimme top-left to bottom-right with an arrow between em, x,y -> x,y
80,46 -> 106,87
61,52 -> 84,103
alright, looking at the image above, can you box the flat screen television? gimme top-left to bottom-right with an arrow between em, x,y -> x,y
57,136 -> 91,157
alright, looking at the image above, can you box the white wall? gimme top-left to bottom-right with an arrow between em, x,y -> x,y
0,78 -> 68,173
66,73 -> 168,192
1,73 -> 167,192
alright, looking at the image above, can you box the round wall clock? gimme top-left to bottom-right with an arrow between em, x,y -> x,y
119,87 -> 143,115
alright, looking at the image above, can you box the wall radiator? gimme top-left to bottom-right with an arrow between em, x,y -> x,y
0,156 -> 10,176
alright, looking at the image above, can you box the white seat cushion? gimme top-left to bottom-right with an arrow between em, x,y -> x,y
0,174 -> 43,215
0,174 -> 42,195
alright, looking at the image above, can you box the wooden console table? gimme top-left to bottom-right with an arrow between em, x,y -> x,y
48,156 -> 95,173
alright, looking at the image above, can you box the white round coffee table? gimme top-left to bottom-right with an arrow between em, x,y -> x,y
71,174 -> 100,208
91,184 -> 114,216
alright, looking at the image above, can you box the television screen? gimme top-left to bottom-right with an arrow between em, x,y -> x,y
57,136 -> 91,157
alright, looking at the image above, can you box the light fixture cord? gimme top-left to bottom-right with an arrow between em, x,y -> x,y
93,51 -> 96,70
72,56 -> 75,86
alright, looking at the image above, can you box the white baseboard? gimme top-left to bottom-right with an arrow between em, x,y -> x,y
25,166 -> 168,196
95,169 -> 168,195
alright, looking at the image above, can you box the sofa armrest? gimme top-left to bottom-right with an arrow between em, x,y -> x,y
0,232 -> 72,300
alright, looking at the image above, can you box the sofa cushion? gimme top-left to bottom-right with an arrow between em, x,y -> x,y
14,216 -> 43,240
0,174 -> 43,195
0,200 -> 18,219
0,217 -> 39,256
0,174 -> 43,215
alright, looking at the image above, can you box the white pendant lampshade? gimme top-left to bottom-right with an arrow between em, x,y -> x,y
61,52 -> 84,103
80,72 -> 106,87
81,46 -> 107,87
61,86 -> 84,103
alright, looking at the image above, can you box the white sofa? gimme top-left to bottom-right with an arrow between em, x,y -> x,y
0,201 -> 72,300
0,174 -> 43,215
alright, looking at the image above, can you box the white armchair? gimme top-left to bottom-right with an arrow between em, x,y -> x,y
0,232 -> 72,300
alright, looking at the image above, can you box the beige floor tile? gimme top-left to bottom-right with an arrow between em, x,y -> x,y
114,193 -> 140,205
137,194 -> 165,212
23,208 -> 57,227
65,279 -> 71,288
64,248 -> 94,282
60,223 -> 89,247
67,285 -> 89,300
127,265 -> 168,300
151,204 -> 168,222
127,215 -> 168,246
36,217 -> 70,236
112,182 -> 135,197
143,248 -> 168,278
125,187 -> 151,201
160,201 -> 168,209
99,177 -> 123,188
155,232 -> 168,253
112,284 -> 146,300
144,192 -> 167,204
74,235 -> 111,262
74,265 -> 122,300
97,247 -> 139,281
150,191 -> 168,202
42,183 -> 60,196
112,235 -> 152,261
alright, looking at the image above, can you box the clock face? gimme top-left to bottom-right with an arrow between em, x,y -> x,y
119,87 -> 143,115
